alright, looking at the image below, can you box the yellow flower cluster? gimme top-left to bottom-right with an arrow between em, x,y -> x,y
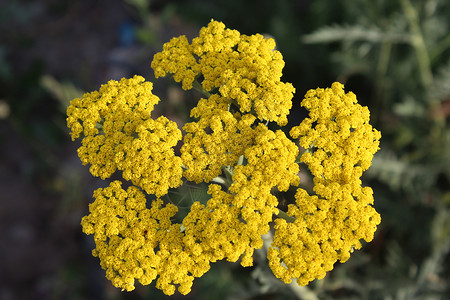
290,82 -> 381,184
81,181 -> 211,295
81,122 -> 301,294
151,19 -> 295,126
66,75 -> 183,197
268,82 -> 381,286
68,20 -> 381,296
183,124 -> 300,268
181,103 -> 257,183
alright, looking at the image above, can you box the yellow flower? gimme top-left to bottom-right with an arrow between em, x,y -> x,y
70,19 -> 382,295
151,36 -> 198,90
290,82 -> 381,185
82,181 -> 212,295
151,19 -> 295,126
182,125 -> 301,268
268,183 -> 381,286
268,82 -> 381,286
181,107 -> 256,183
66,75 -> 183,197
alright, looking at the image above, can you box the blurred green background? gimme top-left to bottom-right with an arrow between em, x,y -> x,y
1,0 -> 449,299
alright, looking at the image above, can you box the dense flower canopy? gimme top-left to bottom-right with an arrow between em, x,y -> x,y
151,20 -> 295,126
67,20 -> 381,295
66,75 -> 183,197
269,82 -> 381,285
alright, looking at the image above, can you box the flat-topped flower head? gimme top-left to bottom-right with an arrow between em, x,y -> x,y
268,82 -> 381,286
290,82 -> 381,185
151,19 -> 295,126
68,20 -> 381,296
66,75 -> 183,197
81,181 -> 212,295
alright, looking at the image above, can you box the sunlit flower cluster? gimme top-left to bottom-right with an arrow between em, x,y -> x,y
66,75 -> 183,197
268,82 -> 381,286
151,20 -> 295,126
67,20 -> 381,295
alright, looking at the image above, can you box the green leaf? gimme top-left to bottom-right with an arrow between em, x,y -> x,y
302,24 -> 411,44
429,60 -> 450,100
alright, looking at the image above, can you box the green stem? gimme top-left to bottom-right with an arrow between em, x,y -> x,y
192,80 -> 211,97
373,41 -> 392,122
401,0 -> 433,88
276,209 -> 296,223
430,34 -> 450,64
376,42 -> 392,83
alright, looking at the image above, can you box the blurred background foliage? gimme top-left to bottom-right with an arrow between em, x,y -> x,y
0,0 -> 449,299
